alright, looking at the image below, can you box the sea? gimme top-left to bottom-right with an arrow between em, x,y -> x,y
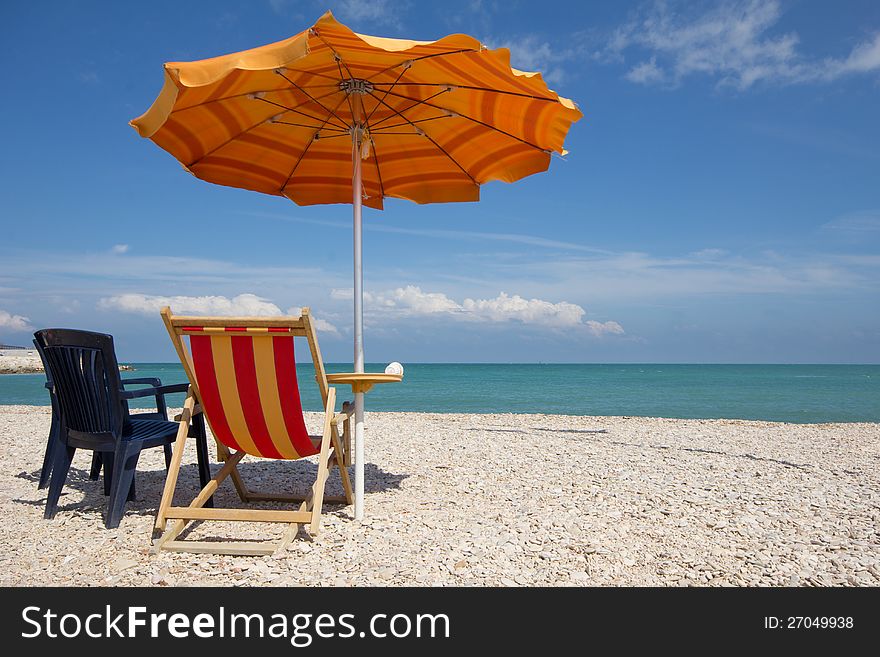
1,363 -> 878,424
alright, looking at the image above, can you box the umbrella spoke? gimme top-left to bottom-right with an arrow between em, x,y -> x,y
185,88 -> 341,167
370,82 -> 558,102
281,93 -> 351,192
254,94 -> 348,131
365,66 -> 408,124
310,28 -> 358,81
366,49 -> 479,80
376,88 -> 550,153
277,67 -> 345,83
276,70 -> 351,130
336,57 -> 358,125
273,121 -> 348,131
371,115 -> 452,131
368,88 -> 453,130
366,90 -> 478,186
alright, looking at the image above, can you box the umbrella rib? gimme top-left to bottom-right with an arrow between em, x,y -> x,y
377,88 -> 549,152
366,90 -> 478,185
365,66 -> 407,124
254,95 -> 348,131
336,57 -> 357,123
276,71 -> 351,130
281,93 -> 350,192
367,49 -> 479,80
274,121 -> 348,131
277,67 -> 343,82
310,29 -> 357,81
368,88 -> 452,130
370,82 -> 558,102
371,115 -> 451,131
169,68 -> 346,113
181,90 -> 345,167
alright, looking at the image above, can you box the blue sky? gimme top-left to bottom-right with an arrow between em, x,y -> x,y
1,0 -> 879,363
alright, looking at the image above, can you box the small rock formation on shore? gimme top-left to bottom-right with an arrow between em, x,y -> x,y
0,354 -> 135,374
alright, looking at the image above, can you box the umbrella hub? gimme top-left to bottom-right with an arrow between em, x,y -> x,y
339,78 -> 374,96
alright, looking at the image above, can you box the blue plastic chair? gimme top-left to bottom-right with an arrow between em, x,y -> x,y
34,328 -> 193,528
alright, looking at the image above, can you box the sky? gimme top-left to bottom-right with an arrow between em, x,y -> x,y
1,0 -> 879,363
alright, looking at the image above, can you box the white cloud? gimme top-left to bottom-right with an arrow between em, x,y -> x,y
609,0 -> 880,89
586,320 -> 625,337
111,244 -> 129,255
487,35 -> 575,85
461,292 -> 585,327
369,286 -> 461,314
625,56 -> 664,84
336,0 -> 404,29
98,294 -> 340,334
285,306 -> 340,334
0,310 -> 32,332
98,293 -> 283,316
821,211 -> 880,234
355,285 -> 621,333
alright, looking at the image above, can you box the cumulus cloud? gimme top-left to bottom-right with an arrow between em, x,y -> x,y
461,292 -> 585,327
99,293 -> 340,334
350,285 -> 623,333
285,307 -> 340,334
98,293 -> 283,316
609,0 -> 880,89
586,320 -> 625,337
111,244 -> 129,255
0,310 -> 32,332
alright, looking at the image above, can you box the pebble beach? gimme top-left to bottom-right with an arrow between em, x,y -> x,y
0,405 -> 877,587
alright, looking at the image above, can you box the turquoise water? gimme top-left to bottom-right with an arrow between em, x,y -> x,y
1,363 -> 877,424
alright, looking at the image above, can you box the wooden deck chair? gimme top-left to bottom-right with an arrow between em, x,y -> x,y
154,307 -> 354,556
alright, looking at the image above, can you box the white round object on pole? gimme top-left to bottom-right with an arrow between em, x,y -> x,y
384,361 -> 404,376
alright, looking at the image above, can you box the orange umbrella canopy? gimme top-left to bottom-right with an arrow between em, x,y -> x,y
131,11 -> 583,209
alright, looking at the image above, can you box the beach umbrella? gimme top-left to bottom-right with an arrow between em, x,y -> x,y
131,11 -> 582,520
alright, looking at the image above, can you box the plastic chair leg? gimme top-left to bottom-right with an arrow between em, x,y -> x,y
89,452 -> 103,481
105,443 -> 141,529
37,414 -> 61,490
102,452 -> 114,496
44,446 -> 76,519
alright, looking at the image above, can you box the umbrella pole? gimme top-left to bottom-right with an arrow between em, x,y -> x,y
351,126 -> 366,521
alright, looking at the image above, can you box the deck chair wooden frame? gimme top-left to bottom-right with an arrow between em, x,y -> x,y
154,307 -> 354,556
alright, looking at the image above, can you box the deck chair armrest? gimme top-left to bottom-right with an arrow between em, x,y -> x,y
331,399 -> 354,427
174,403 -> 202,421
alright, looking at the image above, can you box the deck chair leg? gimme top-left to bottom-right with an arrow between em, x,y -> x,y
155,395 -> 194,532
308,438 -> 334,536
154,450 -> 245,552
163,443 -> 173,469
44,446 -> 75,520
217,441 -> 250,502
106,443 -> 140,529
331,426 -> 353,505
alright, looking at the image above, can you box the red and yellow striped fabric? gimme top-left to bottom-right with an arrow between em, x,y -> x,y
187,327 -> 316,459
130,11 -> 582,209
